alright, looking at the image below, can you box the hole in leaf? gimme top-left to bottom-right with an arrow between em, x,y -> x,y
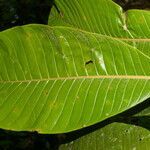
85,60 -> 93,65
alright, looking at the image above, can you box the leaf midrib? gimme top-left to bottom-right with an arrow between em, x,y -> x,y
0,75 -> 150,83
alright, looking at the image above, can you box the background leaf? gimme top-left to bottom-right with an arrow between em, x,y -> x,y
59,122 -> 150,150
59,100 -> 150,150
49,0 -> 150,57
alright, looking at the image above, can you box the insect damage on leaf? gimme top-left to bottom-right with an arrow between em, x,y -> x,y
85,60 -> 93,65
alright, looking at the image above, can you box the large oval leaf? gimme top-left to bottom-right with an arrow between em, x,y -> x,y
0,24 -> 149,133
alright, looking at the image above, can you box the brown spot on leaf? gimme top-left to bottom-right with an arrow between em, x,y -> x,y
44,90 -> 48,95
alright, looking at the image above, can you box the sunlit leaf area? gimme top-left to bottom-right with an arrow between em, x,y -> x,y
0,0 -> 150,149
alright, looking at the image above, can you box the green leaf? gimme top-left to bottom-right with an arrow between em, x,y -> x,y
49,0 -> 150,57
0,24 -> 149,133
59,104 -> 150,150
59,122 -> 150,150
0,0 -> 150,134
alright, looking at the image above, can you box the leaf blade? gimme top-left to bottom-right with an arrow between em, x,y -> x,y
0,25 -> 149,133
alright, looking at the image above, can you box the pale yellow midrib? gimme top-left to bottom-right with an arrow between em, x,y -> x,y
0,75 -> 150,83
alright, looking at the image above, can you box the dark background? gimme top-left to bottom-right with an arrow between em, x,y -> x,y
0,0 -> 150,149
0,0 -> 55,31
